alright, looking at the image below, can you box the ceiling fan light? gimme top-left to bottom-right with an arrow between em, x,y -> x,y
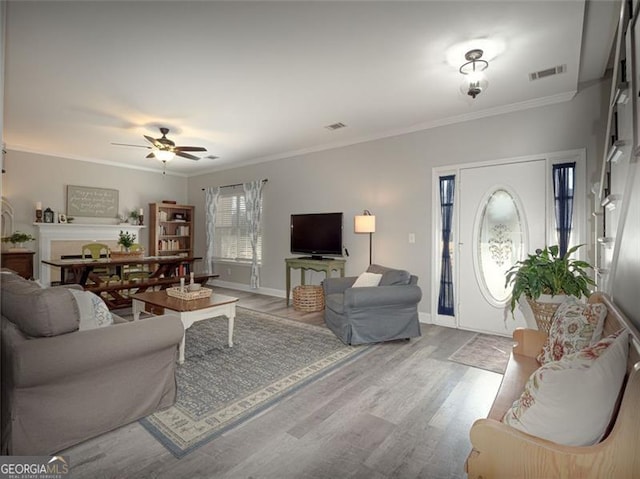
155,150 -> 175,162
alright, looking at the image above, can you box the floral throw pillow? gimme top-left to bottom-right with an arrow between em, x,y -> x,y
70,289 -> 114,330
503,330 -> 628,446
537,298 -> 607,364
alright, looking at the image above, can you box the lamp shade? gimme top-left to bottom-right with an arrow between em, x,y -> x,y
354,215 -> 376,233
155,150 -> 175,162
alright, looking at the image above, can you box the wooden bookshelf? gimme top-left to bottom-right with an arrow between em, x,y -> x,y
148,203 -> 195,258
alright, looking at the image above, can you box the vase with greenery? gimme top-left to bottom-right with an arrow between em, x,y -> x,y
128,210 -> 140,225
505,244 -> 595,331
2,231 -> 36,250
117,230 -> 136,252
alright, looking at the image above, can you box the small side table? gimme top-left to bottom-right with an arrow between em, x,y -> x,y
285,257 -> 346,306
1,251 -> 35,279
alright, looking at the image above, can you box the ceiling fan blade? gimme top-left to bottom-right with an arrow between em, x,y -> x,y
112,142 -> 151,149
144,135 -> 163,148
175,146 -> 207,152
176,151 -> 200,161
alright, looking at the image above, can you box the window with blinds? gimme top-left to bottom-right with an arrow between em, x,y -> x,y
214,190 -> 262,262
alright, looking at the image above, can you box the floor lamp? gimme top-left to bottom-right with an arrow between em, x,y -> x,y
354,210 -> 376,265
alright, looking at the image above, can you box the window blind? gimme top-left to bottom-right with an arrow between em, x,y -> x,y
214,190 -> 262,262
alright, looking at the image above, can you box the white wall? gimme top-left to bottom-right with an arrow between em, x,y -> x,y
2,80 -> 609,317
1,1 -> 6,177
188,80 -> 608,315
2,150 -> 187,267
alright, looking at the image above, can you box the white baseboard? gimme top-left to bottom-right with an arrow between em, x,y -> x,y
209,279 -> 285,299
431,315 -> 457,328
211,279 -> 435,326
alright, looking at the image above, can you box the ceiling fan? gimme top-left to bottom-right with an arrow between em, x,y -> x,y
112,127 -> 211,163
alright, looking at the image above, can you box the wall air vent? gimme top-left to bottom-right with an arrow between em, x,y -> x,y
529,64 -> 567,81
325,122 -> 347,131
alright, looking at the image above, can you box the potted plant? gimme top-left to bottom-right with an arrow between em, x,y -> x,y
505,244 -> 595,332
2,231 -> 36,251
128,210 -> 140,225
117,230 -> 137,252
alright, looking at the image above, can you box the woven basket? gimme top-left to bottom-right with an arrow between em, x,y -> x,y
293,285 -> 325,312
166,286 -> 212,301
526,297 -> 563,334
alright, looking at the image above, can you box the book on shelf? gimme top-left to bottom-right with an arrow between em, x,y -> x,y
158,239 -> 183,251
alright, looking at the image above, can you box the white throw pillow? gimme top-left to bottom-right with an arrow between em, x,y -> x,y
503,330 -> 628,446
352,272 -> 382,288
538,298 -> 607,364
69,289 -> 114,330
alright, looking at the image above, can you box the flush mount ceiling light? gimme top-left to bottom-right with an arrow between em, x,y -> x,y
459,49 -> 489,99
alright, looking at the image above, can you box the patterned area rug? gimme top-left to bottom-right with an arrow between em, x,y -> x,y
448,333 -> 513,374
139,307 -> 370,458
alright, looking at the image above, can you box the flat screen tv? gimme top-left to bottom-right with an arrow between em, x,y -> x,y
290,212 -> 343,259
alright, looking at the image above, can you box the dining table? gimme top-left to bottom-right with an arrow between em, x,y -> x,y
41,255 -> 213,309
42,255 -> 202,286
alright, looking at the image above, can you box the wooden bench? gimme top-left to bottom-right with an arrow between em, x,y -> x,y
85,274 -> 217,309
466,293 -> 640,478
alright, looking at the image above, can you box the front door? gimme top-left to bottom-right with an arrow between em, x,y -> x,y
457,160 -> 547,335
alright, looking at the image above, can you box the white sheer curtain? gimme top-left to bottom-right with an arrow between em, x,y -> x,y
204,187 -> 220,275
243,180 -> 265,288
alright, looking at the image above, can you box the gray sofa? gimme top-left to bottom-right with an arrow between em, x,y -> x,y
323,264 -> 422,345
1,270 -> 184,455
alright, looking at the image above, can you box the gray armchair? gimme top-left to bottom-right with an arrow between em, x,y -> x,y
323,264 -> 422,345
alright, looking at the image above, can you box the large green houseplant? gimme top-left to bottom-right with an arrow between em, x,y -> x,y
505,244 -> 595,331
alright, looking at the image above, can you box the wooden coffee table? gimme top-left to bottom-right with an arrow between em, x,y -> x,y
131,290 -> 239,363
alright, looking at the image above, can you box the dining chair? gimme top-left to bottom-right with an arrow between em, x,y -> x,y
81,243 -> 119,282
122,243 -> 150,280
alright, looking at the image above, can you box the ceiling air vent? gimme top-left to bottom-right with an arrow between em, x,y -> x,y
325,122 -> 347,131
529,64 -> 567,81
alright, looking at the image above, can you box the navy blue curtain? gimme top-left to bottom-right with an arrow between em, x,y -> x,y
438,175 -> 455,316
553,162 -> 576,257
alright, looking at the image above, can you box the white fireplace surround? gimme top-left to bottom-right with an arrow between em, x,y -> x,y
35,223 -> 145,286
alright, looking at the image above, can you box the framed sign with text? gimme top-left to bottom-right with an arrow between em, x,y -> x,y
66,185 -> 119,218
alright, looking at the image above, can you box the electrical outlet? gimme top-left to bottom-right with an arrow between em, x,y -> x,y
408,233 -> 416,244
226,268 -> 232,276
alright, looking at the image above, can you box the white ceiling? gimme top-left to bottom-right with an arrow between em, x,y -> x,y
4,1 -> 620,177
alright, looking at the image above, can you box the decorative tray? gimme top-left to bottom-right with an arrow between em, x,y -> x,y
166,286 -> 212,301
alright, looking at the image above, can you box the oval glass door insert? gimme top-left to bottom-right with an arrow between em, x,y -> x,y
476,188 -> 525,305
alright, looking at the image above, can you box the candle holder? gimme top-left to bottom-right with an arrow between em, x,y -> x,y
35,209 -> 43,223
138,214 -> 144,226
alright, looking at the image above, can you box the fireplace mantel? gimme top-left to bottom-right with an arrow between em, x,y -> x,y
35,223 -> 146,285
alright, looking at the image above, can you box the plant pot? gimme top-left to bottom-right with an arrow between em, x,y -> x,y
526,294 -> 568,333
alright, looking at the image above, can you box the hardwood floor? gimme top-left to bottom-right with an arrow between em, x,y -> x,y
63,287 -> 502,478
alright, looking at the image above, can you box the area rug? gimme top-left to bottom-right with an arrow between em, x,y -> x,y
448,333 -> 513,374
139,307 -> 370,458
